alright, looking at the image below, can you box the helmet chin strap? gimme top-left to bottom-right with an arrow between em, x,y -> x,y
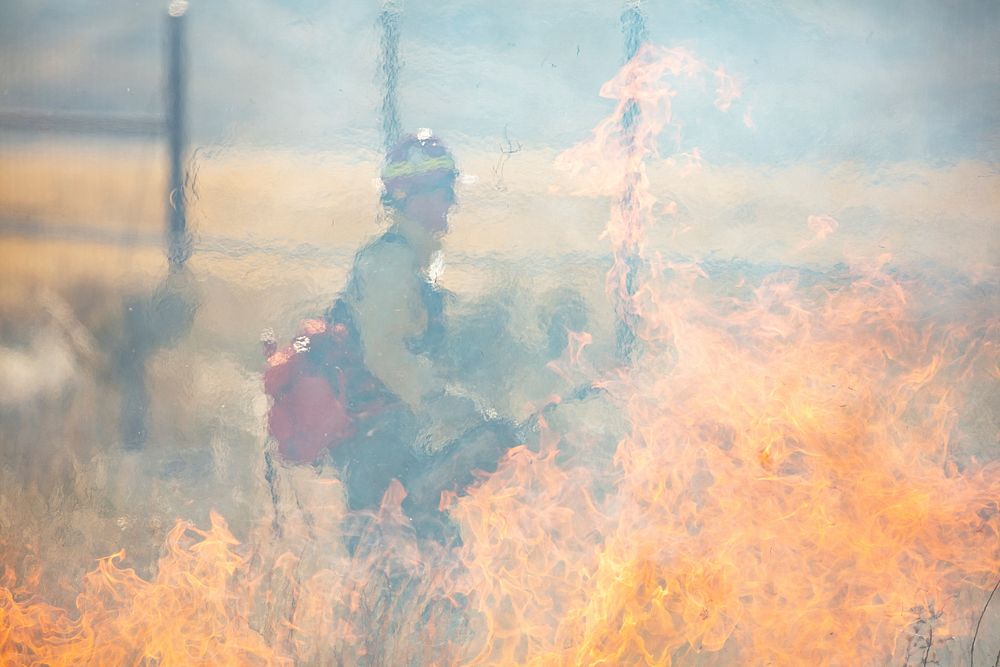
393,213 -> 446,264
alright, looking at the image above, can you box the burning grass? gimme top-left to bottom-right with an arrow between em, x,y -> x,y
2,257 -> 996,665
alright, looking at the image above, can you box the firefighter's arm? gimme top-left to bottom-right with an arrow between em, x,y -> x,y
350,244 -> 444,410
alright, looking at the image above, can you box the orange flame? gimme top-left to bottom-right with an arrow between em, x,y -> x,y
449,44 -> 1000,665
1,512 -> 280,666
449,263 -> 999,664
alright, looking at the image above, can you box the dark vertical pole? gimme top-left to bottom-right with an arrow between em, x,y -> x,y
166,2 -> 190,267
616,1 -> 648,364
378,0 -> 403,152
621,1 -> 647,63
120,2 -> 193,450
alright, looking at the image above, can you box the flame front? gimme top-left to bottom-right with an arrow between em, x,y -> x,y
2,45 -> 998,666
454,266 -> 999,664
1,512 -> 279,665
453,44 -> 1000,665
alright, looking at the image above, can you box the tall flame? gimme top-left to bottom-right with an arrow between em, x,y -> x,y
452,44 -> 1000,665
451,271 -> 999,663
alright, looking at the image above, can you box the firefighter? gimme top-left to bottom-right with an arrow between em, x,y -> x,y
264,130 -> 487,523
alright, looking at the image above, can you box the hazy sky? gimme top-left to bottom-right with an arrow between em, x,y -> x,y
2,0 -> 999,167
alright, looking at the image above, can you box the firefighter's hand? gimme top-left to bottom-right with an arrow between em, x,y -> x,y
415,391 -> 482,454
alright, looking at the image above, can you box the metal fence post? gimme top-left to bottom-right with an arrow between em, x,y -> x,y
166,1 -> 190,267
120,1 -> 195,451
615,1 -> 648,364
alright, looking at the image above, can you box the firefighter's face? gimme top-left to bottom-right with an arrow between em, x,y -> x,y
399,184 -> 455,236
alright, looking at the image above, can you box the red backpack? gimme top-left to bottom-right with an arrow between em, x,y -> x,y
263,319 -> 372,464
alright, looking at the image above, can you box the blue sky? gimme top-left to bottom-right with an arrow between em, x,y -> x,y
1,0 -> 998,167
